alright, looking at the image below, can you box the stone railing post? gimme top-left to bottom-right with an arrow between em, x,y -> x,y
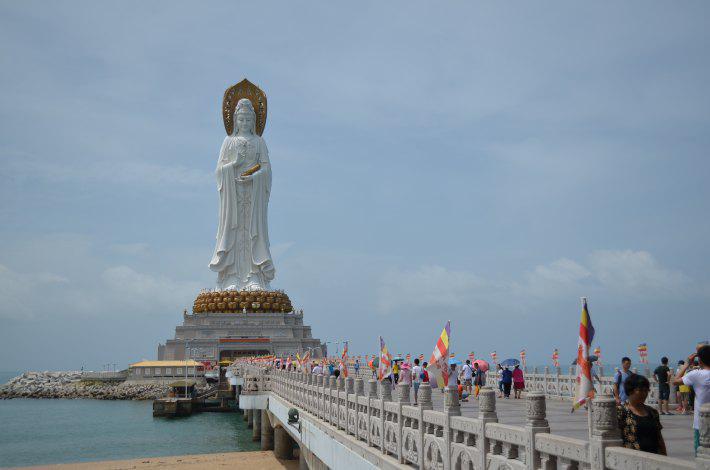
368,379 -> 378,399
444,386 -> 461,470
543,366 -> 549,396
367,379 -> 377,447
477,387 -> 498,470
395,382 -> 409,463
589,395 -> 622,470
354,377 -> 364,396
418,382 -> 433,410
345,376 -> 354,434
443,386 -> 460,416
697,403 -> 710,469
329,376 -> 337,426
525,391 -> 550,469
380,380 -> 392,401
396,382 -> 411,405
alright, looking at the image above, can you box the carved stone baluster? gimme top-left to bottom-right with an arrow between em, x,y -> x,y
380,380 -> 392,402
525,391 -> 550,469
589,395 -> 621,470
500,442 -> 518,459
355,377 -> 364,396
539,452 -> 556,470
396,382 -> 411,405
558,457 -> 579,470
697,403 -> 710,468
477,387 -> 498,470
418,383 -> 433,411
367,379 -> 377,448
443,386 -> 460,416
329,376 -> 337,425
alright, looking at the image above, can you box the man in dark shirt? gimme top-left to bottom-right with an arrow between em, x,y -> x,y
653,356 -> 672,415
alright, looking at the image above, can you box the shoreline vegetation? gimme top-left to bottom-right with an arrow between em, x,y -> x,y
15,451 -> 298,469
0,371 -> 209,400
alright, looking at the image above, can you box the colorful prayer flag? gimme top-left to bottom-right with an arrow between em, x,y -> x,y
552,348 -> 560,367
637,343 -> 648,364
520,349 -> 527,368
377,336 -> 393,381
340,341 -> 349,377
427,320 -> 451,389
573,297 -> 596,411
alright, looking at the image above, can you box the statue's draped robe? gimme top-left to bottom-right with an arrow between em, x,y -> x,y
209,134 -> 275,290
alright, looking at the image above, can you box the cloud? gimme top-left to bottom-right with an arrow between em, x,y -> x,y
0,264 -> 71,320
376,265 -> 490,315
110,243 -> 149,256
101,265 -> 201,310
523,250 -> 696,300
376,250 -> 701,317
587,249 -> 692,297
3,151 -> 211,190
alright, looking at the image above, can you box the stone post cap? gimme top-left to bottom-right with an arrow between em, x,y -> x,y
478,386 -> 498,422
699,403 -> 710,451
591,394 -> 620,439
367,379 -> 378,398
526,391 -> 549,428
354,377 -> 365,395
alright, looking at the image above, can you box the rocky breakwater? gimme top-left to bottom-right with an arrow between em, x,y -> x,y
0,371 -> 210,400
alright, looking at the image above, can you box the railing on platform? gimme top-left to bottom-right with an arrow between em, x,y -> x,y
234,364 -> 710,470
80,370 -> 128,381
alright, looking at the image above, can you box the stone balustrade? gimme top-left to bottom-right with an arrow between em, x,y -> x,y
234,363 -> 710,470
353,365 -> 674,405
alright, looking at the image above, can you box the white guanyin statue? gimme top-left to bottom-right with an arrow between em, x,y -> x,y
209,95 -> 275,291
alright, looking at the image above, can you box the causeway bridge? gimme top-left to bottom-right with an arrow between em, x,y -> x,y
234,364 -> 709,470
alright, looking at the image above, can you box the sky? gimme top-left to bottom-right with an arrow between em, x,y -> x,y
1,1 -> 709,372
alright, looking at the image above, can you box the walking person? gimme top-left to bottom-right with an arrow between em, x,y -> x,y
354,359 -> 360,376
617,374 -> 667,455
448,363 -> 458,391
653,356 -> 672,414
473,362 -> 485,398
676,360 -> 691,414
614,357 -> 633,404
673,345 -> 710,456
421,361 -> 430,384
496,364 -> 504,398
501,366 -> 513,398
512,364 -> 525,399
412,358 -> 422,405
393,360 -> 400,384
461,360 -> 474,402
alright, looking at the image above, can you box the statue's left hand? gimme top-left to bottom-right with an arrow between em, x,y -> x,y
237,174 -> 253,183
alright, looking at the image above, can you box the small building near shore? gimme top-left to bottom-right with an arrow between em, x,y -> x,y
127,360 -> 205,384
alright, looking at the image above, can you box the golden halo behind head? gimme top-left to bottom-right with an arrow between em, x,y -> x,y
223,79 -> 267,136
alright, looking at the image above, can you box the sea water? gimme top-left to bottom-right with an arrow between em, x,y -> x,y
0,372 -> 258,468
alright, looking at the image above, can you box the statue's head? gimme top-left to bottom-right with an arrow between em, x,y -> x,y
234,98 -> 256,135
